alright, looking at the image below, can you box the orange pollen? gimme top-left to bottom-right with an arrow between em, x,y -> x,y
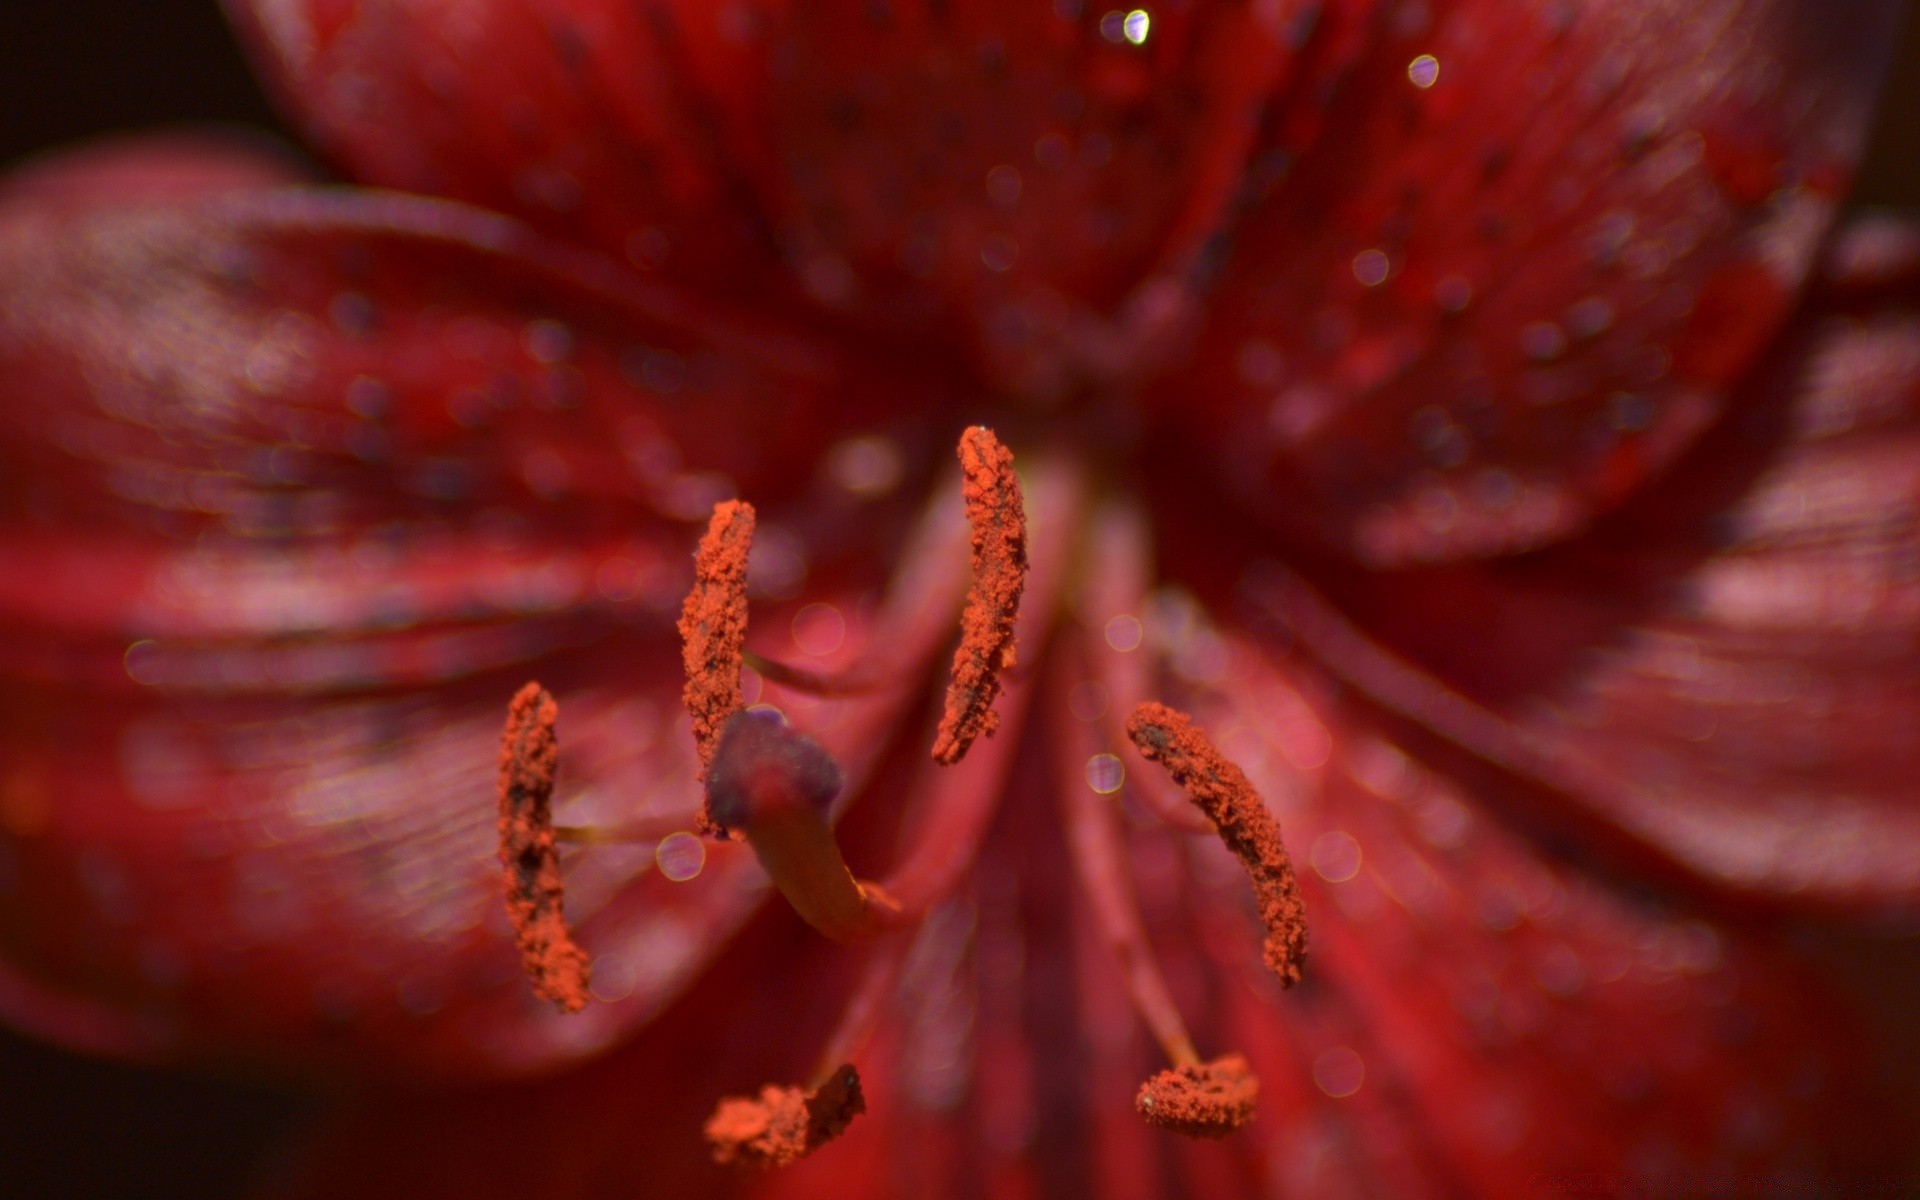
704,1063 -> 866,1169
497,682 -> 590,1013
932,426 -> 1028,766
678,499 -> 755,834
1125,702 -> 1309,987
1136,1054 -> 1259,1138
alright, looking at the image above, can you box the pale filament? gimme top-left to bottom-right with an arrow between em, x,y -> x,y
1082,500 -> 1215,834
1054,638 -> 1203,1070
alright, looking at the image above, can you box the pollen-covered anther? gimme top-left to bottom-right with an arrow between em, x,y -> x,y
705,1063 -> 866,1169
1126,702 -> 1309,987
679,499 -> 755,835
1136,1054 -> 1259,1138
497,682 -> 590,1013
932,426 -> 1028,766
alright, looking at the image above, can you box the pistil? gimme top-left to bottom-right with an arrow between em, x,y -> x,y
705,708 -> 903,942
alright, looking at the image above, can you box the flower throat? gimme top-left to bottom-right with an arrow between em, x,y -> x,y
494,427 -> 1308,1168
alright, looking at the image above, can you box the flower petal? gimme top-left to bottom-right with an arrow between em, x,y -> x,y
223,0 -> 1388,394
1173,0 -> 1901,564
223,0 -> 792,301
0,139 -> 923,1075
1253,217 -> 1920,910
680,0 -> 1378,396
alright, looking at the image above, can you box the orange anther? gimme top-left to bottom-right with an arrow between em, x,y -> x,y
497,682 -> 590,1012
679,499 -> 755,834
1126,702 -> 1308,987
705,1063 -> 866,1168
932,427 -> 1027,765
1136,1054 -> 1259,1138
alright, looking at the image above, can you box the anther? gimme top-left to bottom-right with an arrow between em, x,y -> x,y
679,500 -> 755,768
932,426 -> 1028,765
679,499 -> 755,837
1126,702 -> 1309,987
706,708 -> 902,942
704,1063 -> 866,1168
497,682 -> 590,1012
1136,1054 -> 1259,1138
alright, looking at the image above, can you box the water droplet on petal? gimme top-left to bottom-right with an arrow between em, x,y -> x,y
655,832 -> 707,882
1352,248 -> 1390,287
1313,1047 -> 1365,1098
1085,754 -> 1125,794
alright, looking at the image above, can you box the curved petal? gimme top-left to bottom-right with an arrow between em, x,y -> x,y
222,0 -> 1389,394
1172,0 -> 1901,564
0,140 -> 934,1076
0,129 -> 318,208
222,0 -> 792,303
259,649 -> 1907,1198
686,0 -> 1380,396
1249,217 -> 1920,911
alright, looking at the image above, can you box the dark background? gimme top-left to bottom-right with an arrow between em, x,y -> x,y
0,3 -> 1917,1199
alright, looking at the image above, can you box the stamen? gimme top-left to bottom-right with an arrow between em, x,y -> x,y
1056,656 -> 1261,1137
704,1063 -> 866,1169
932,426 -> 1028,766
706,708 -> 902,942
679,499 -> 755,837
496,682 -> 590,1013
1135,1054 -> 1259,1138
873,454 -> 1079,916
1126,702 -> 1309,988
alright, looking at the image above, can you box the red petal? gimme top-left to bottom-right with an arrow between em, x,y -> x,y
223,0 -> 792,303
0,130 -> 316,208
223,0 -> 1392,393
1170,0 -> 1901,564
0,140 -> 922,1074
693,0 -> 1378,396
1256,217 -> 1920,910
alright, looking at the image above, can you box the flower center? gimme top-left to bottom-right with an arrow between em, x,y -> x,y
491,426 -> 1309,1169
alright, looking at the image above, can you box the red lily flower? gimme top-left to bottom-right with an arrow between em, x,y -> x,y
1,0 -> 1917,1194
